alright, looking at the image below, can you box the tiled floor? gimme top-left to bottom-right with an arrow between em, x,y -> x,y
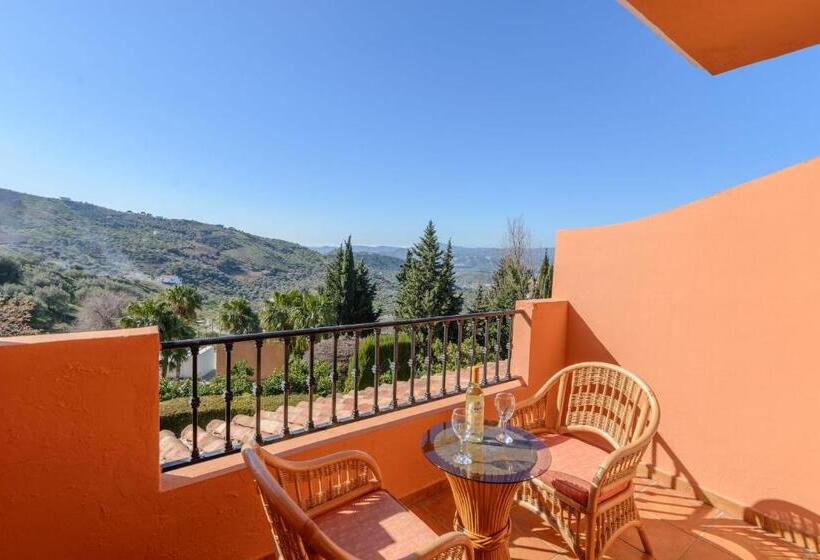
404,477 -> 817,560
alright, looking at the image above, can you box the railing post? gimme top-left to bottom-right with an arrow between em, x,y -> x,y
408,326 -> 416,404
223,342 -> 233,452
352,332 -> 360,419
331,332 -> 338,424
373,328 -> 380,413
495,316 -> 501,383
425,322 -> 433,400
189,344 -> 200,461
391,327 -> 399,409
506,312 -> 514,380
482,317 -> 489,386
455,320 -> 463,392
307,334 -> 315,429
440,321 -> 448,397
254,340 -> 263,444
282,338 -> 290,436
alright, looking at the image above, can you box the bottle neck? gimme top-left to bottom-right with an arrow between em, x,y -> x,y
469,365 -> 481,386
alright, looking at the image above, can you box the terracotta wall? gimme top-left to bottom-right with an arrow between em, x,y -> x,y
215,339 -> 285,378
553,158 -> 820,519
0,301 -> 567,560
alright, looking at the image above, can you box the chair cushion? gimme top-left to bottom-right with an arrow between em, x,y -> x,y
535,433 -> 630,507
314,489 -> 438,560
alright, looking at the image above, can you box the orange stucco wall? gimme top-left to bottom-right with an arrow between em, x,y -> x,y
0,301 -> 568,559
553,157 -> 820,518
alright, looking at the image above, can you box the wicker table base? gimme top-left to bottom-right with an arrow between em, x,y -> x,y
446,473 -> 520,560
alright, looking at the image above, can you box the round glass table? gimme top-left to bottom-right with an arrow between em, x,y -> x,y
421,420 -> 551,560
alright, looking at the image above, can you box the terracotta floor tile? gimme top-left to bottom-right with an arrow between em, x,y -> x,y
619,518 -> 697,560
692,522 -> 816,560
679,539 -> 747,560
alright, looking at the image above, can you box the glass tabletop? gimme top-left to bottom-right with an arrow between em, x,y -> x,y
420,421 -> 551,483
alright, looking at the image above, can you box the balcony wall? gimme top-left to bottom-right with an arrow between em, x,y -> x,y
553,158 -> 820,534
0,300 -> 567,560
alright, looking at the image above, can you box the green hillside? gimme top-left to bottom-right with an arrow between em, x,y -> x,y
0,188 -> 328,302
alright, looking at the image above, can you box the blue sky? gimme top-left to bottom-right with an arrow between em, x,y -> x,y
1,1 -> 818,247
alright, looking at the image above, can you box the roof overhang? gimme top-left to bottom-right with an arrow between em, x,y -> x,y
619,0 -> 820,74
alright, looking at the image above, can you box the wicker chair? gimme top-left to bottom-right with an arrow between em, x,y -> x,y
242,446 -> 474,560
510,362 -> 660,560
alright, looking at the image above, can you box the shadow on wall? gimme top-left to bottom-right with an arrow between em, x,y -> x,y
564,303 -> 615,365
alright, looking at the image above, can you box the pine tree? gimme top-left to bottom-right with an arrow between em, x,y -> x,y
395,221 -> 462,319
321,236 -> 378,325
535,250 -> 553,298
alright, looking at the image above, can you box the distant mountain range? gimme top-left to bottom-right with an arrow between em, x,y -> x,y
0,187 -> 551,315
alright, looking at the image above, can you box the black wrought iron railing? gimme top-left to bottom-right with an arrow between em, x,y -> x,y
160,310 -> 518,471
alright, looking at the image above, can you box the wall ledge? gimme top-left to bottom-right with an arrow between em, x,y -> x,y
161,378 -> 526,493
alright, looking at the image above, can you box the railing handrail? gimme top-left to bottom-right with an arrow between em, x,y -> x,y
160,309 -> 517,349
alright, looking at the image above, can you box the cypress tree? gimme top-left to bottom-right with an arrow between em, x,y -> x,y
395,221 -> 462,319
321,236 -> 378,324
535,250 -> 553,298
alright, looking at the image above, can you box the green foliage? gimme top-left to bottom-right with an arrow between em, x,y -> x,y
261,289 -> 329,353
216,297 -> 260,334
395,221 -> 462,319
120,297 -> 195,377
162,285 -> 202,322
321,237 -> 379,325
0,294 -> 37,336
0,256 -> 22,284
535,250 -> 553,299
345,332 -> 414,391
273,356 -> 333,396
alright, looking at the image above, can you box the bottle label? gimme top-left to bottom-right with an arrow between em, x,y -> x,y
466,399 -> 484,442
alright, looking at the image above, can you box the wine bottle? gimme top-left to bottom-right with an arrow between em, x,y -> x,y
465,365 -> 484,442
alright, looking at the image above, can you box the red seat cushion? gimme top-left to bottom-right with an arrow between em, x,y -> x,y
314,490 -> 437,560
535,433 -> 630,507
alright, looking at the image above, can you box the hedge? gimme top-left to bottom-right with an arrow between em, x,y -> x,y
159,393 -> 307,435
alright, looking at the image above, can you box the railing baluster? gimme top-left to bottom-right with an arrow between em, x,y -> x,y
255,340 -> 263,444
482,317 -> 489,386
307,334 -> 315,429
283,338 -> 290,436
471,318 -> 477,371
373,328 -> 380,414
495,316 -> 501,383
224,342 -> 233,452
455,320 -> 463,392
425,322 -> 432,400
190,344 -> 200,461
391,327 -> 399,409
506,312 -> 514,380
331,332 -> 338,424
441,321 -> 448,397
408,326 -> 416,404
352,331 -> 359,419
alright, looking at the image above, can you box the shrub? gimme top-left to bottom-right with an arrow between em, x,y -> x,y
345,332 -> 413,391
268,356 -> 333,396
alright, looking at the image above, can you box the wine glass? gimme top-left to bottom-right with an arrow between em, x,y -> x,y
451,408 -> 473,465
494,392 -> 516,445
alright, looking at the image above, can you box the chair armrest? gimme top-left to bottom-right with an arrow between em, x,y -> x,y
589,438 -> 651,504
509,373 -> 563,432
258,448 -> 383,517
405,531 -> 474,560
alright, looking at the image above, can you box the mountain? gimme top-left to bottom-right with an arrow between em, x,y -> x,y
0,187 -> 328,302
313,244 -> 553,288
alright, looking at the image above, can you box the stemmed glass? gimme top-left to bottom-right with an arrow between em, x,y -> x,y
451,408 -> 473,465
494,392 -> 516,445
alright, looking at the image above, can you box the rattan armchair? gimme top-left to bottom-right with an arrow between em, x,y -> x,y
510,362 -> 660,560
242,447 -> 473,560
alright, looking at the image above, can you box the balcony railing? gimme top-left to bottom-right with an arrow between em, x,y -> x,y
160,310 -> 517,471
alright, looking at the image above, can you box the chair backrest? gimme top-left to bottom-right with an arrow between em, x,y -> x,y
242,448 -> 353,560
556,362 -> 660,449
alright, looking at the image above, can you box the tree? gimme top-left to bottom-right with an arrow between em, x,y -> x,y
217,297 -> 260,334
163,285 -> 202,323
120,297 -> 195,378
0,256 -> 22,285
321,237 -> 379,325
261,290 -> 329,354
0,294 -> 37,336
535,250 -> 553,299
75,289 -> 131,331
395,221 -> 463,319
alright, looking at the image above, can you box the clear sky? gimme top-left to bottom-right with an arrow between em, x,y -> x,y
1,1 -> 818,248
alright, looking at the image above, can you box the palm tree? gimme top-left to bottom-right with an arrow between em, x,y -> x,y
261,290 -> 329,353
217,298 -> 260,334
120,297 -> 195,378
163,285 -> 202,323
